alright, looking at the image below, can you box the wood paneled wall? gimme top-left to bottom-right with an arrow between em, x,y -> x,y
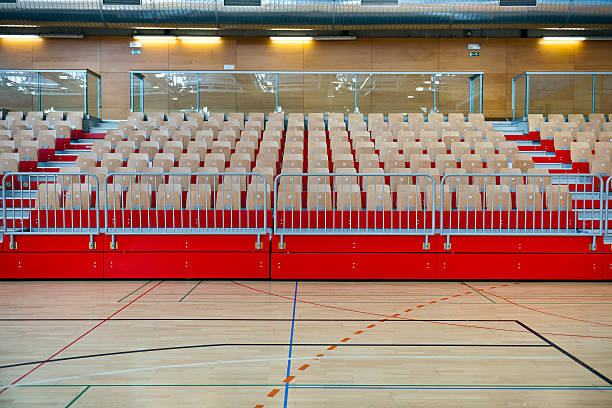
1,36 -> 611,119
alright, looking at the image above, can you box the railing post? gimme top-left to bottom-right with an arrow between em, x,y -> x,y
354,73 -> 358,113
84,71 -> 88,116
275,73 -> 279,112
512,76 -> 516,120
479,74 -> 483,114
592,73 -> 596,114
36,72 -> 41,112
433,73 -> 438,112
196,72 -> 200,111
525,74 -> 530,116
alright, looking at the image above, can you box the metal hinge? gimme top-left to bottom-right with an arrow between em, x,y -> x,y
89,241 -> 96,250
422,242 -> 430,250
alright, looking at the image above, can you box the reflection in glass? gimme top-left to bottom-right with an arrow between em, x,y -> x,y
199,73 -> 237,113
358,74 -> 435,114
595,74 -> 612,113
437,74 -> 471,114
529,74 -> 592,114
236,73 -> 276,113
514,75 -> 526,120
0,71 -> 36,112
40,71 -> 86,113
278,73 -> 304,114
87,71 -> 100,117
303,73 -> 355,114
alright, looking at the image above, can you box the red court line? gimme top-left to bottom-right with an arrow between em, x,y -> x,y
481,290 -> 612,327
231,281 -> 612,340
0,281 -> 164,395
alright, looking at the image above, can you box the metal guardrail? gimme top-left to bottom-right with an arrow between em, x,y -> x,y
2,171 -> 609,249
440,173 -> 604,249
273,172 -> 436,248
2,172 -> 100,248
605,177 -> 612,240
102,171 -> 268,247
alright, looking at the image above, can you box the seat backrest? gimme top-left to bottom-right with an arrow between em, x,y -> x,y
516,184 -> 543,211
126,183 -> 152,210
156,183 -> 183,210
186,183 -> 212,210
366,184 -> 392,211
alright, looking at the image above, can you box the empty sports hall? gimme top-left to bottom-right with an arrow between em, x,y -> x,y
1,1 -> 612,406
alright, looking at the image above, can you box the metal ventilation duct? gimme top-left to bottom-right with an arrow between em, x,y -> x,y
0,0 -> 611,30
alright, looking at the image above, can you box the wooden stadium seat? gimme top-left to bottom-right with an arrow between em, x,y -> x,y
179,153 -> 201,172
450,142 -> 470,158
187,141 -> 207,160
567,114 -> 585,125
18,141 -> 38,161
222,167 -> 248,191
156,183 -> 182,210
512,154 -> 535,172
485,185 -> 511,211
104,184 -> 123,210
516,185 -> 544,211
366,184 -> 392,211
210,140 -> 230,162
599,131 -> 612,143
185,184 -> 212,210
383,153 -> 405,172
332,154 -> 354,172
426,141 -> 447,157
104,131 -> 124,149
589,113 -> 605,125
475,142 -> 495,157
461,154 -> 483,172
92,140 -> 111,160
457,185 -> 482,211
38,130 -> 56,149
498,141 -> 519,159
169,167 -> 190,190
307,184 -> 332,210
246,182 -> 270,210
435,154 -> 457,174
553,131 -> 573,150
526,168 -> 550,189
360,167 -> 385,191
58,167 -> 82,188
64,183 -> 92,210
590,155 -> 611,176
441,131 -> 461,148
153,153 -> 175,172
410,154 -> 431,171
203,153 -> 226,173
528,114 -> 545,132
101,153 -> 123,172
230,153 -> 253,171
334,184 -> 360,211
116,141 -> 136,160
594,142 -> 612,157
485,131 -> 505,147
570,142 -> 592,162
74,153 -> 96,170
126,183 -> 152,210
0,129 -> 10,141
126,153 -> 148,171
577,131 -> 596,148
111,168 -> 137,191
0,140 -> 15,154
252,166 -> 274,187
487,154 -> 508,172
140,168 -> 165,190
140,141 -> 160,159
277,185 -> 302,211
127,130 -> 146,147
151,131 -> 169,147
195,130 -> 213,147
14,130 -> 34,149
419,131 -> 439,145
425,184 -> 451,210
464,131 -> 484,148
546,184 -> 572,211
35,183 -> 61,210
397,184 -> 422,211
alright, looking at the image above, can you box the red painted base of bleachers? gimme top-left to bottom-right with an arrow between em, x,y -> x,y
0,234 -> 608,280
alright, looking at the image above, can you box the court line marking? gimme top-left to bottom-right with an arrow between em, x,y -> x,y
230,281 -> 612,340
282,281 -> 298,407
0,354 -> 571,389
64,385 -> 90,408
288,385 -> 612,391
0,281 -> 165,396
462,282 -> 495,303
0,343 -> 553,370
515,320 -> 612,386
117,281 -> 152,303
178,281 -> 203,302
481,289 -> 612,327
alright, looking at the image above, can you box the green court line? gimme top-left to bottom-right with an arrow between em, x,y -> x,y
16,384 -> 612,389
64,386 -> 90,407
179,281 -> 203,302
117,281 -> 153,303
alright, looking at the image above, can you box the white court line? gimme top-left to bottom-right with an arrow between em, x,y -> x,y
3,354 -> 564,389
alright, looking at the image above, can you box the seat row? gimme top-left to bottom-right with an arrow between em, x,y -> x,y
0,111 -> 83,131
528,113 -> 610,132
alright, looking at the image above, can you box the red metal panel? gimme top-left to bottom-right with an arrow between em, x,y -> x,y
271,234 -> 434,253
0,252 -> 103,279
604,254 -> 612,280
103,252 -> 269,279
436,235 -> 598,254
102,234 -> 268,252
271,252 -> 436,279
9,235 -> 102,252
437,253 -> 602,280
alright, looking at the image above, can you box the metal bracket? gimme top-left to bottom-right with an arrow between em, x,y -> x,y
255,235 -> 263,250
444,235 -> 451,251
89,235 -> 96,250
9,235 -> 17,250
110,235 -> 117,250
278,235 -> 286,250
590,236 -> 597,251
422,235 -> 430,251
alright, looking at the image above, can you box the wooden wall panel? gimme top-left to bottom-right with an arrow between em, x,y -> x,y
438,38 -> 507,73
370,38 -> 438,71
32,38 -> 101,72
2,37 -> 612,120
303,39 -> 372,71
506,39 -> 575,72
170,39 -> 236,70
236,38 -> 303,71
100,37 -> 169,73
0,39 -> 33,69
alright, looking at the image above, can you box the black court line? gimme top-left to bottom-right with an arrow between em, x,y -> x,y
0,318 -> 525,322
0,343 -> 552,370
116,281 -> 153,303
178,281 -> 203,302
462,282 -> 496,303
515,320 -> 612,386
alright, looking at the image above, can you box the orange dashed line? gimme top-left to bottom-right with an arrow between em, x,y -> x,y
440,297 -> 449,300
298,364 -> 310,371
267,389 -> 280,397
283,376 -> 295,383
316,354 -> 324,357
255,405 -> 264,408
392,313 -> 401,317
379,319 -> 388,322
416,305 -> 425,308
464,291 -> 473,294
502,284 -> 510,287
404,309 -> 412,312
452,294 -> 461,297
341,337 -> 351,342
429,301 -> 437,304
354,330 -> 364,334
328,345 -> 337,350
489,286 -> 497,289
367,324 -> 376,328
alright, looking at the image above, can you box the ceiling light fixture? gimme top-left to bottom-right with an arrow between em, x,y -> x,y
177,36 -> 221,42
0,34 -> 39,39
132,35 -> 176,41
541,36 -> 586,41
270,36 -> 313,43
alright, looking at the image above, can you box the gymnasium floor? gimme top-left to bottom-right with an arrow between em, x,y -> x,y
0,280 -> 611,407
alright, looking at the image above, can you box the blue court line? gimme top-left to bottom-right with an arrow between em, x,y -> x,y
283,281 -> 299,408
288,386 -> 612,391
